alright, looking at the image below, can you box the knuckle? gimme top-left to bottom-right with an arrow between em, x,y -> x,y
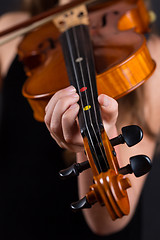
56,97 -> 69,110
64,134 -> 73,144
50,121 -> 59,134
54,88 -> 65,99
62,110 -> 70,122
56,98 -> 64,108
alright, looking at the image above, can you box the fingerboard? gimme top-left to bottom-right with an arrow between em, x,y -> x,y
60,24 -> 109,173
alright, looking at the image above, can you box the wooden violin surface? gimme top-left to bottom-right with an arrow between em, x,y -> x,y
18,0 -> 155,121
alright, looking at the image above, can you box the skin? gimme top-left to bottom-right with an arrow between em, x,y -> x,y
0,12 -> 30,81
0,8 -> 160,236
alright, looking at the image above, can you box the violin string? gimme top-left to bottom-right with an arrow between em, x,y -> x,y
85,58 -> 109,164
73,26 -> 104,160
65,28 -> 103,172
71,25 -> 108,170
77,24 -> 108,165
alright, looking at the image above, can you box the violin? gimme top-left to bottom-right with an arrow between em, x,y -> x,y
0,0 -> 154,220
15,0 -> 155,122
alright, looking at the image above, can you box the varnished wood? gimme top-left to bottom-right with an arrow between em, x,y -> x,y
86,170 -> 131,220
83,129 -> 132,220
101,130 -> 119,172
118,0 -> 150,33
97,37 -> 155,100
19,17 -> 155,121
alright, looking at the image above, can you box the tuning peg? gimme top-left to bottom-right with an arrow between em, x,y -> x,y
119,154 -> 152,177
59,160 -> 90,179
110,125 -> 143,147
71,196 -> 91,211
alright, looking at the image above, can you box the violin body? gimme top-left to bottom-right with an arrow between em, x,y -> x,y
18,0 -> 155,122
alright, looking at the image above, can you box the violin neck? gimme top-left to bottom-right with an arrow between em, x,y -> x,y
60,24 -> 102,132
60,24 -> 109,172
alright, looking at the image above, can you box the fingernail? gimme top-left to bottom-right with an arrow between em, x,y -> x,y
103,98 -> 110,107
65,85 -> 76,93
72,93 -> 79,98
98,94 -> 110,107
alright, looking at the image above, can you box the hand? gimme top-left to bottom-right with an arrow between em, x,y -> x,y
44,86 -> 118,152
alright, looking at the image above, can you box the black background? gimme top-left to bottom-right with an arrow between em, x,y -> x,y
1,0 -> 21,14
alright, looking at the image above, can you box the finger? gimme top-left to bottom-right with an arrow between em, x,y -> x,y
44,86 -> 77,129
45,86 -> 76,120
98,94 -> 118,124
49,93 -> 79,140
49,101 -> 84,152
98,94 -> 118,137
62,103 -> 83,147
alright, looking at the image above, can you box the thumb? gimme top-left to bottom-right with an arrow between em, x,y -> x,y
98,94 -> 118,136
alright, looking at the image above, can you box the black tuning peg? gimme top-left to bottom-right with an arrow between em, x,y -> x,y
110,125 -> 143,147
71,196 -> 91,211
119,154 -> 152,177
59,160 -> 90,180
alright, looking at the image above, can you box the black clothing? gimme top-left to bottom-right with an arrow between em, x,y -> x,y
141,147 -> 160,240
0,56 -> 142,240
